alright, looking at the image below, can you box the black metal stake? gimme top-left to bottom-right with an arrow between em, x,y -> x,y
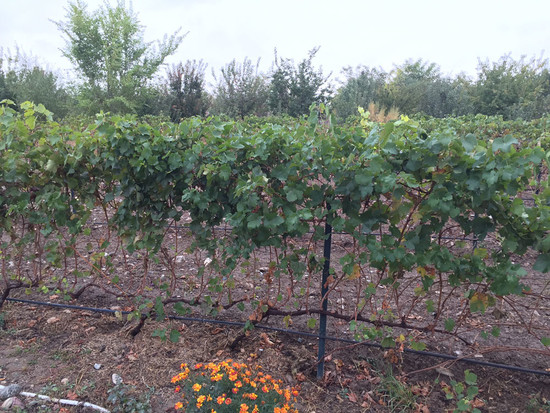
317,203 -> 332,380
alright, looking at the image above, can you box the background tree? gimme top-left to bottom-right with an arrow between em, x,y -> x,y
331,65 -> 389,120
211,58 -> 268,118
54,0 -> 185,115
268,47 -> 331,117
0,48 -> 70,118
471,55 -> 550,120
167,60 -> 210,122
384,59 -> 472,117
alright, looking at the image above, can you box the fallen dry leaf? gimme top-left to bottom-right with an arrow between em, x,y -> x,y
295,372 -> 307,382
414,403 -> 430,413
435,367 -> 454,378
46,317 -> 60,324
66,390 -> 78,400
260,332 -> 275,346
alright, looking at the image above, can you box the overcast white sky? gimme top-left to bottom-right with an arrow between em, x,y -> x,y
1,0 -> 550,87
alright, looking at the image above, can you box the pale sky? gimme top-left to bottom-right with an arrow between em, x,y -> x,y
1,0 -> 549,87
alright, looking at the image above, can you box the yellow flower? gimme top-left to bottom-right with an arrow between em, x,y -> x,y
175,401 -> 183,410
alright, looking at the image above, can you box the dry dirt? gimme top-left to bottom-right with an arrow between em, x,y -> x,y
0,290 -> 549,412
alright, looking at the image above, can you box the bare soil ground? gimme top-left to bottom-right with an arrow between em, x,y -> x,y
1,210 -> 550,412
1,288 -> 549,412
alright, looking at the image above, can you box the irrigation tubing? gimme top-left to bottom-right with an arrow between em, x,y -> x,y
86,221 -> 481,243
4,297 -> 550,378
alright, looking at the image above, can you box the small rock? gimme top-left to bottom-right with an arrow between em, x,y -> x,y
2,396 -> 25,409
61,378 -> 69,386
175,255 -> 185,263
94,363 -> 102,370
0,384 -> 22,399
112,373 -> 123,385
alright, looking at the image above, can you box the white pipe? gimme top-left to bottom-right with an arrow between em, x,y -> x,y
0,385 -> 110,413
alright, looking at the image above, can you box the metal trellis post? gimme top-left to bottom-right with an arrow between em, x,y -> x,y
317,202 -> 332,380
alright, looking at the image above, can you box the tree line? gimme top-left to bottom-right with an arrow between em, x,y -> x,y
1,0 -> 549,122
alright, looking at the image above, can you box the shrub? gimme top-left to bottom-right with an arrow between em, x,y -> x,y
171,359 -> 299,412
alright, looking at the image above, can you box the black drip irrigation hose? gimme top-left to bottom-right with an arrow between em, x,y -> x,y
4,297 -> 550,378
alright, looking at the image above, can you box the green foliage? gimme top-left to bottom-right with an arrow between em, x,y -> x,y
167,60 -> 210,122
527,393 -> 550,412
439,370 -> 482,413
268,47 -> 331,117
107,383 -> 153,413
53,0 -> 185,115
211,58 -> 268,118
377,367 -> 418,412
2,101 -> 550,351
386,59 -> 471,117
471,54 -> 550,120
331,66 -> 389,120
0,48 -> 70,118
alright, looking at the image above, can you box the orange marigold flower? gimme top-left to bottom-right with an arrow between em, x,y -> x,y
252,406 -> 259,413
192,383 -> 202,392
239,403 -> 249,413
175,402 -> 183,410
225,398 -> 232,405
175,386 -> 181,393
207,395 -> 213,402
195,363 -> 203,369
235,380 -> 243,388
232,388 -> 239,394
217,396 -> 225,405
196,394 -> 206,408
211,373 -> 223,382
262,385 -> 269,393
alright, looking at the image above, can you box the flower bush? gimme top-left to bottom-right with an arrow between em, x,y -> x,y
171,359 -> 299,412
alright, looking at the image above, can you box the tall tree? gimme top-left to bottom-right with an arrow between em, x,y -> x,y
53,0 -> 185,115
0,48 -> 70,118
331,65 -> 389,120
471,55 -> 550,120
167,60 -> 210,122
384,59 -> 471,117
211,58 -> 268,118
269,47 -> 331,117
